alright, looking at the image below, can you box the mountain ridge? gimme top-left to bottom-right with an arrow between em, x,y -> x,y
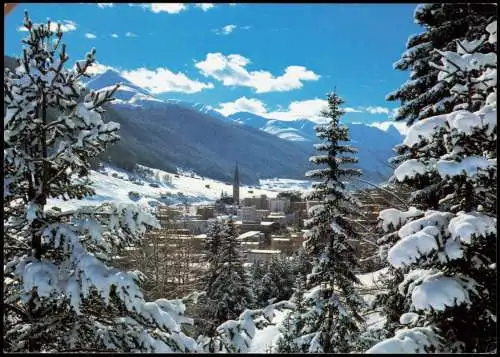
4,57 -> 402,185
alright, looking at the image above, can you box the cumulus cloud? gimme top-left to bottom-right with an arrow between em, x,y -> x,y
97,3 -> 114,8
195,53 -> 320,93
216,97 -> 401,125
83,61 -> 116,76
84,61 -> 213,94
111,33 -> 119,38
369,121 -> 409,136
131,3 -> 218,14
217,97 -> 268,117
121,67 -> 214,94
363,106 -> 391,115
195,3 -> 215,11
125,32 -> 138,37
216,97 -> 329,123
138,3 -> 187,14
85,33 -> 97,39
18,20 -> 77,33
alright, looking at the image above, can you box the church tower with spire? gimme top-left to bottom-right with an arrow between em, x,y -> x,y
233,162 -> 240,207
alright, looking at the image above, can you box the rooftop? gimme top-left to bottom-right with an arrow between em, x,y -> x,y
249,249 -> 282,254
238,230 -> 263,240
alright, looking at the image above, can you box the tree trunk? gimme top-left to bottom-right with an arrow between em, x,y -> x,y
28,93 -> 49,352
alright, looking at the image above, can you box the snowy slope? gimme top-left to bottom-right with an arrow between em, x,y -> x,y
224,112 -> 403,183
80,69 -> 314,185
46,165 -> 313,212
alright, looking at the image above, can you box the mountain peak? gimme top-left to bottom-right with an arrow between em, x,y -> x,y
85,69 -> 150,96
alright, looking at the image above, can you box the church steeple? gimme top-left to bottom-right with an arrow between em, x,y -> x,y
233,162 -> 240,207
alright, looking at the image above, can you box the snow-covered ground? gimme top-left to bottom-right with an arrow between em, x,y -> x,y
249,309 -> 286,353
248,268 -> 388,352
46,165 -> 313,212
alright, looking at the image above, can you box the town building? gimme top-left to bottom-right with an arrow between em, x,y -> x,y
242,195 -> 269,210
269,197 -> 291,213
255,209 -> 270,221
246,249 -> 282,263
196,205 -> 215,220
238,206 -> 259,223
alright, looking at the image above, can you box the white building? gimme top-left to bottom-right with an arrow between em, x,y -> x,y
238,206 -> 259,223
247,249 -> 282,263
269,198 -> 290,213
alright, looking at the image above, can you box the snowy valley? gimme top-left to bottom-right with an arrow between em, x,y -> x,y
3,3 -> 497,355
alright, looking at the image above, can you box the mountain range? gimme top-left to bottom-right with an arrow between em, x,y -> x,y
5,56 -> 404,185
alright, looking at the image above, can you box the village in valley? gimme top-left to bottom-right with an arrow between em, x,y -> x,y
3,3 -> 497,354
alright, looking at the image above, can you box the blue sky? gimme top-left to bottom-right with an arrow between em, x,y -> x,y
5,3 -> 422,129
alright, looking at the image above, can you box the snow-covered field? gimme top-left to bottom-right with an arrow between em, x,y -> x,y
46,165 -> 313,212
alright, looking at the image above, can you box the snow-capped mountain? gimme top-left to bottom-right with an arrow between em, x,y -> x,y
221,111 -> 404,182
4,54 -> 403,185
72,69 -> 315,184
85,69 -> 150,98
83,69 -> 402,183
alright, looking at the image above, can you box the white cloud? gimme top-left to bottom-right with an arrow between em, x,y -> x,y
18,20 -> 77,33
85,33 -> 97,39
216,97 -> 328,123
216,97 -> 401,125
125,32 -> 138,37
217,97 -> 268,116
121,67 -> 214,94
195,3 -> 215,11
140,3 -> 187,14
195,53 -> 320,93
363,106 -> 391,115
84,61 -> 116,76
267,99 -> 328,122
111,33 -> 119,38
369,121 -> 409,136
344,107 -> 363,113
214,24 -> 237,35
97,3 -> 114,8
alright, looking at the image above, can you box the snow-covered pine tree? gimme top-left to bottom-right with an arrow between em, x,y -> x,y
211,217 -> 254,320
3,13 -> 198,352
387,3 -> 496,125
251,255 -> 295,308
274,273 -> 310,353
369,20 -> 497,354
199,218 -> 225,291
197,217 -> 254,352
193,218 -> 225,339
210,300 -> 294,353
300,91 -> 365,353
248,259 -> 268,307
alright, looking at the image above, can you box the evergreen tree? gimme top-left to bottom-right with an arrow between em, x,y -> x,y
387,3 -> 496,125
248,259 -> 269,307
193,219 -> 225,339
251,255 -> 296,308
3,13 -> 197,352
369,20 -> 497,353
274,273 -> 310,353
300,91 -> 365,353
199,219 -> 225,291
197,217 -> 254,352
